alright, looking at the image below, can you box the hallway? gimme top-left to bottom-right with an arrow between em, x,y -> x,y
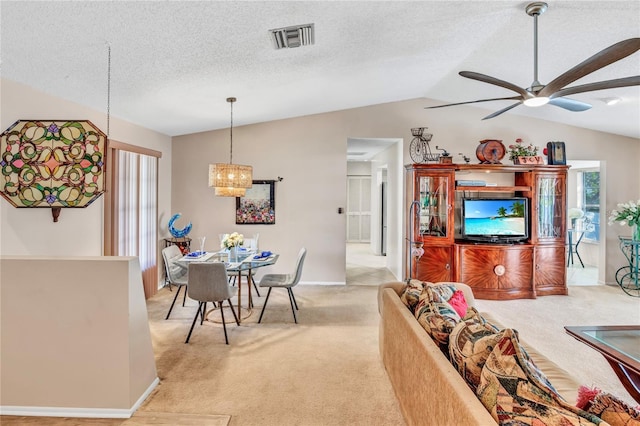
346,243 -> 397,286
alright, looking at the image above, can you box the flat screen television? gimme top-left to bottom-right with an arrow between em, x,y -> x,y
461,197 -> 529,243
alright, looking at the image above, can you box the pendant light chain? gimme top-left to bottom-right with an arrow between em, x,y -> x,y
106,43 -> 111,138
228,97 -> 236,164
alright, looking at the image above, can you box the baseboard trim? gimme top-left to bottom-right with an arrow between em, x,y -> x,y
0,377 -> 160,418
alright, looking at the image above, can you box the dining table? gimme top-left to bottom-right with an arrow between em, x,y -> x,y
177,249 -> 279,323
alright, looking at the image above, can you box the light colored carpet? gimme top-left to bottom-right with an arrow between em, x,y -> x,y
139,284 -> 404,426
3,281 -> 637,425
475,284 -> 640,406
122,412 -> 230,425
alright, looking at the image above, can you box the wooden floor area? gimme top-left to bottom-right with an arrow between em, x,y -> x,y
0,412 -> 230,426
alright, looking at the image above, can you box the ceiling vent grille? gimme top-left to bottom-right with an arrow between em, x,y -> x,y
270,24 -> 314,49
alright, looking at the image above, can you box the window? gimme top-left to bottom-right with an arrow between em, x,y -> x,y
578,170 -> 600,242
105,141 -> 161,298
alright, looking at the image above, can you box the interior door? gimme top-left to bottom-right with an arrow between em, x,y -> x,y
347,176 -> 372,242
381,181 -> 387,255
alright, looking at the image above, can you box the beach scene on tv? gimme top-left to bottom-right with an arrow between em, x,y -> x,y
464,199 -> 526,235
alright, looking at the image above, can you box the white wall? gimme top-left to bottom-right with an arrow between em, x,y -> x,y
369,142 -> 403,279
0,79 -> 171,288
172,98 -> 639,285
1,256 -> 157,417
0,79 -> 172,285
2,80 -> 638,286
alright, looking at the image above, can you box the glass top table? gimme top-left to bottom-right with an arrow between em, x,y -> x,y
565,325 -> 640,403
178,250 -> 279,323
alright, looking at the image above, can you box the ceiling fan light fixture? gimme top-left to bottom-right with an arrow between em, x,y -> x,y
425,3 -> 639,119
602,97 -> 621,106
523,96 -> 550,107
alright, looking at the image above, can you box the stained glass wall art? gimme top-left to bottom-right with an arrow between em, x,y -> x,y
0,120 -> 107,221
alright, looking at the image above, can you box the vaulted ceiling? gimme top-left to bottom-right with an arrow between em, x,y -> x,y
2,1 -> 639,138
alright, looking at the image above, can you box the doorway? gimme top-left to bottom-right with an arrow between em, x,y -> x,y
345,137 -> 401,285
566,160 -> 602,286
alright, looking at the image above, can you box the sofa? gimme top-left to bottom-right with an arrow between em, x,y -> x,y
377,281 -> 584,426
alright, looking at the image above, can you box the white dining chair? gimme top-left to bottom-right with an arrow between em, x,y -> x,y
258,248 -> 306,324
162,245 -> 189,320
185,262 -> 239,344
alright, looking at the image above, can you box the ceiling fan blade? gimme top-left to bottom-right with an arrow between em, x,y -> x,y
482,102 -> 522,120
459,71 -> 530,98
539,38 -> 640,98
548,97 -> 592,112
425,96 -> 523,109
550,76 -> 640,99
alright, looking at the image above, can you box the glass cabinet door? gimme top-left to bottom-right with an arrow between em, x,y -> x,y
535,174 -> 565,241
418,174 -> 450,239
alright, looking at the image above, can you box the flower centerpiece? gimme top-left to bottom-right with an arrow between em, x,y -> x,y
507,138 -> 542,164
221,232 -> 244,249
608,200 -> 640,241
221,232 -> 244,262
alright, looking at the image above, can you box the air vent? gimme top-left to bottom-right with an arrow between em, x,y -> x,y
270,23 -> 314,49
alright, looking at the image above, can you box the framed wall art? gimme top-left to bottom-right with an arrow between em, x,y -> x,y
546,141 -> 566,165
236,180 -> 275,225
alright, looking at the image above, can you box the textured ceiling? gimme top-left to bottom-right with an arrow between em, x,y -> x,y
1,1 -> 639,139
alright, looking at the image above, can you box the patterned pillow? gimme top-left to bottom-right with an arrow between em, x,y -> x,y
448,289 -> 468,317
476,329 -> 606,425
449,312 -> 505,392
414,288 -> 461,349
426,283 -> 457,303
587,391 -> 640,426
400,279 -> 431,312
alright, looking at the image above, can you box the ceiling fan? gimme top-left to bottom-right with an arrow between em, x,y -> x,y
425,2 -> 640,120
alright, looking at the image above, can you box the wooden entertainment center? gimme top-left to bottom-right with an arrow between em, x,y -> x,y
406,163 -> 569,300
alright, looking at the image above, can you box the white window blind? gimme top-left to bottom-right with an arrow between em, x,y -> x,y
108,146 -> 159,298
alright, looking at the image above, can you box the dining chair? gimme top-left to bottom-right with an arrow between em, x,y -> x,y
185,262 -> 239,344
162,245 -> 189,320
229,237 -> 261,298
258,248 -> 307,324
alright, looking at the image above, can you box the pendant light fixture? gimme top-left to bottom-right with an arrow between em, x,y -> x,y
208,97 -> 253,197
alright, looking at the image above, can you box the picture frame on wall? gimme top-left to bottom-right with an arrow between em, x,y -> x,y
236,180 -> 276,225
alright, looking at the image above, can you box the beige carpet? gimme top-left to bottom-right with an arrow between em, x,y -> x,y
3,281 -> 638,425
139,284 -> 404,426
475,284 -> 640,406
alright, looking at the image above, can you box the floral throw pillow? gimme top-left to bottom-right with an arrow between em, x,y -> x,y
414,288 -> 461,349
586,390 -> 640,426
476,329 -> 606,425
449,312 -> 504,392
426,283 -> 457,303
400,279 -> 431,312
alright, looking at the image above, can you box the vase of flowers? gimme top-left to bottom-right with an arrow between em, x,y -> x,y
608,200 -> 640,241
507,138 -> 542,165
568,208 -> 584,230
221,232 -> 244,261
